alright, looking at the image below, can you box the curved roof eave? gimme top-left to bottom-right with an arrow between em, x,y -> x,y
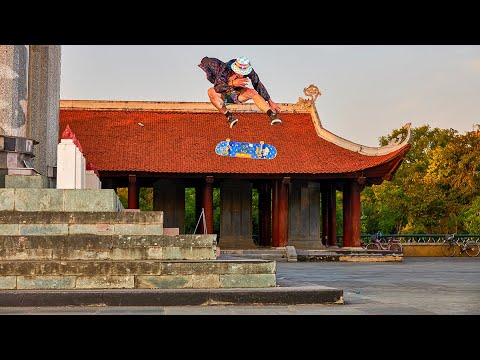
291,85 -> 412,157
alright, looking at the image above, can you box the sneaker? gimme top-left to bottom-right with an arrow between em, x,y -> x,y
227,116 -> 238,128
270,113 -> 282,125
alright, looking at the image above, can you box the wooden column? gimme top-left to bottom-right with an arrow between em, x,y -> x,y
195,184 -> 204,234
271,179 -> 280,247
203,176 -> 214,234
278,177 -> 290,247
321,184 -> 329,246
343,180 -> 362,247
258,182 -> 272,246
128,174 -> 139,209
327,182 -> 337,246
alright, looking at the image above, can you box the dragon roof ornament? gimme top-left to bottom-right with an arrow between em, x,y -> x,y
297,84 -> 412,156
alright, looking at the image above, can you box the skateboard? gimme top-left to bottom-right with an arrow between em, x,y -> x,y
215,138 -> 277,159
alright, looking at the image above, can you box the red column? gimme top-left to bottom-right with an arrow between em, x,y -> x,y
327,182 -> 337,246
343,180 -> 362,247
343,181 -> 353,247
128,174 -> 139,209
271,179 -> 280,247
258,182 -> 272,246
202,176 -> 214,234
278,177 -> 290,247
321,185 -> 329,246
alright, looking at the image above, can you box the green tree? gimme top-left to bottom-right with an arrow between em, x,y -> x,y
363,125 -> 474,234
462,196 -> 480,233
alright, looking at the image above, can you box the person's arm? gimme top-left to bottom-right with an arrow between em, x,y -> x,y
267,98 -> 281,113
198,57 -> 230,93
249,70 -> 282,113
213,76 -> 231,93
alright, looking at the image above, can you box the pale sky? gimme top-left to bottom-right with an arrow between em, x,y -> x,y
60,45 -> 480,147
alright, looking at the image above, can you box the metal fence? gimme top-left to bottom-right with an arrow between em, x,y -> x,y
351,234 -> 480,244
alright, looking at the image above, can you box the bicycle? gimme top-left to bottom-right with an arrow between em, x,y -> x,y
441,234 -> 480,257
365,233 -> 403,252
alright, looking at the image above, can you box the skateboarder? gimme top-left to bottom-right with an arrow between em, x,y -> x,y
198,56 -> 282,128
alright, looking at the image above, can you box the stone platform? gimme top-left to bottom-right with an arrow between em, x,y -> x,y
0,283 -> 343,307
221,246 -> 403,262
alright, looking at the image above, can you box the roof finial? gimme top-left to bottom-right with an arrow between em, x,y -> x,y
296,84 -> 321,108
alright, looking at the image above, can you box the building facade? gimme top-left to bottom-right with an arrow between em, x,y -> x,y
59,86 -> 411,249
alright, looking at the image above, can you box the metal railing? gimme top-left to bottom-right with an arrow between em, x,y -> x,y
353,234 -> 480,244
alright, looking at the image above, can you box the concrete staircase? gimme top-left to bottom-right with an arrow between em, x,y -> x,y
0,180 -> 276,290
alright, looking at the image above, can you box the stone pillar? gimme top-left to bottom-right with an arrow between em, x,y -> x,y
343,180 -> 362,248
278,177 -> 290,247
128,174 -> 139,209
85,170 -> 101,189
271,179 -> 280,247
56,138 -> 86,189
321,185 -> 329,246
0,45 -> 38,179
327,182 -> 337,247
27,45 -> 61,185
258,182 -> 272,246
203,176 -> 214,234
0,45 -> 28,137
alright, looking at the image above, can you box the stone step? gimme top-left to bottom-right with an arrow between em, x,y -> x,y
221,248 -> 288,261
0,211 -> 163,224
0,188 -> 124,212
0,259 -> 276,289
0,234 -> 217,261
0,211 -> 164,236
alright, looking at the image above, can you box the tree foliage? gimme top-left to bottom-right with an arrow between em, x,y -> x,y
363,124 -> 480,234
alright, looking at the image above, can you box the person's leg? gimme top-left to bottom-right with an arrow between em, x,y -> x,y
238,89 -> 282,125
207,88 -> 228,114
207,88 -> 238,128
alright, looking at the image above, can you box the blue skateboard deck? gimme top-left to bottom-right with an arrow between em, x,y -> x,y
215,138 -> 277,159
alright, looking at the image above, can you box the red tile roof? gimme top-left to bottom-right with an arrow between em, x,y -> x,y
59,105 -> 409,175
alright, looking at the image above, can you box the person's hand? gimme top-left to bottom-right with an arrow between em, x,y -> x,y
231,78 -> 249,88
268,99 -> 282,113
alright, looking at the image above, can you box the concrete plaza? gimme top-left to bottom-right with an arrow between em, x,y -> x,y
0,257 -> 478,315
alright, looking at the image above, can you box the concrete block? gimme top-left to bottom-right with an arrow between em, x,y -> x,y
286,245 -> 298,262
0,224 -> 19,235
179,247 -> 216,260
19,224 -> 68,236
64,189 -> 122,212
108,248 -> 144,261
161,247 -> 182,259
68,224 -> 114,235
0,261 -> 37,275
163,228 -> 179,235
145,247 -> 163,260
226,261 -> 276,275
76,276 -> 134,289
192,274 -> 221,288
1,248 -> 53,261
0,276 -> 16,289
0,189 -> 15,210
184,261 -> 230,275
17,276 -> 76,289
53,249 -> 110,260
220,274 -> 276,288
161,262 -> 193,275
114,224 -> 163,235
14,189 -> 64,211
5,175 -> 48,189
135,275 -> 193,289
